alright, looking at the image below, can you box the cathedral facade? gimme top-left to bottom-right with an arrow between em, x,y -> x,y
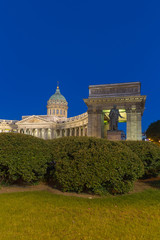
0,85 -> 88,139
0,82 -> 146,140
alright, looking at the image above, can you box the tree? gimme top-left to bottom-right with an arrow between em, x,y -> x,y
146,120 -> 160,142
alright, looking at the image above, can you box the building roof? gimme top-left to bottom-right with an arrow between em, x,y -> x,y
48,86 -> 67,104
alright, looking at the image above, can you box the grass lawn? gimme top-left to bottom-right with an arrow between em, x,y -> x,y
0,189 -> 160,240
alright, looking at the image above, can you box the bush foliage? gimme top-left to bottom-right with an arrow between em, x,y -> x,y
47,137 -> 144,195
121,141 -> 160,178
1,133 -> 159,195
0,133 -> 51,184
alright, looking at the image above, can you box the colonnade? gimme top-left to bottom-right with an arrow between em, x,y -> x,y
87,108 -> 142,140
18,125 -> 88,140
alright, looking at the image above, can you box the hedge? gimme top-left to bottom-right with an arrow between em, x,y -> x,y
0,133 -> 51,184
121,141 -> 160,178
46,137 -> 144,195
1,133 -> 159,195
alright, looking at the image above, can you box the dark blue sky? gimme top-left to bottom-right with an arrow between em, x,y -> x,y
0,0 -> 160,131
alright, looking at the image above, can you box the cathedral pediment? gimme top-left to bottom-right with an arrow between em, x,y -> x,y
27,118 -> 44,123
16,115 -> 51,125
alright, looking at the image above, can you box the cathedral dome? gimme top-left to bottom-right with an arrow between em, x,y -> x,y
48,86 -> 67,104
47,86 -> 68,118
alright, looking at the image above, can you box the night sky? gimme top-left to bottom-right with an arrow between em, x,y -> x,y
0,0 -> 160,132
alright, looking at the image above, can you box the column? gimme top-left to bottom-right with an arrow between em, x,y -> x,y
64,129 -> 67,137
41,129 -> 45,139
38,129 -> 42,138
54,129 -> 57,138
126,108 -> 142,140
83,126 -> 85,137
69,128 -> 72,136
136,111 -> 142,140
48,128 -> 52,139
101,112 -> 104,138
32,129 -> 35,137
87,109 -> 103,138
34,129 -> 38,137
30,129 -> 33,136
77,127 -> 80,136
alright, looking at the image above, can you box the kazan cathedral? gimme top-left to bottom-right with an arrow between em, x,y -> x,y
0,85 -> 88,139
0,82 -> 146,140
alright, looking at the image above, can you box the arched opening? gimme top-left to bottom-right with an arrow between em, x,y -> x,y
56,129 -> 60,137
103,109 -> 127,140
62,129 -> 65,137
20,129 -> 24,134
66,129 -> 70,137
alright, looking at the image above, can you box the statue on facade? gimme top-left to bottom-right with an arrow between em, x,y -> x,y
109,105 -> 123,131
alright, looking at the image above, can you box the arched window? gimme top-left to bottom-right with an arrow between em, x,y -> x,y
60,110 -> 62,115
53,109 -> 55,115
56,109 -> 59,114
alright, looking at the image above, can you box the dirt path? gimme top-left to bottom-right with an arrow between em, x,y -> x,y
0,177 -> 159,198
0,184 -> 99,198
130,176 -> 160,194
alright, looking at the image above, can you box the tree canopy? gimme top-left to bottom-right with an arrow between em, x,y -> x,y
146,120 -> 160,142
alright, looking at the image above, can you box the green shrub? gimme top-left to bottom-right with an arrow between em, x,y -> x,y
121,141 -> 160,178
46,137 -> 144,195
0,133 -> 51,184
